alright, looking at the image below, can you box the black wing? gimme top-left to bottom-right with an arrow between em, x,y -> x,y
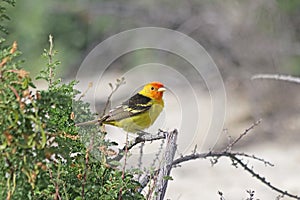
105,93 -> 152,122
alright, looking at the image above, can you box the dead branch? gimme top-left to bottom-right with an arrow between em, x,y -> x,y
126,130 -> 167,151
171,151 -> 299,199
109,130 -> 167,163
225,119 -> 261,151
101,77 -> 126,116
252,74 -> 300,84
136,121 -> 300,200
233,152 -> 274,167
218,191 -> 226,200
75,78 -> 125,126
230,155 -> 300,200
48,35 -> 54,86
155,129 -> 178,200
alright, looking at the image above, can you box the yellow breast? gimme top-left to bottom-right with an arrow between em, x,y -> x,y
106,101 -> 164,133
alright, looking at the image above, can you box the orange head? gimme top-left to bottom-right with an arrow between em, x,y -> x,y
138,82 -> 166,101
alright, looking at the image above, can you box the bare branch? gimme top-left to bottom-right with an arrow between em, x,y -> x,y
230,155 -> 300,200
81,133 -> 96,198
118,132 -> 129,200
155,129 -> 178,200
171,151 -> 299,199
150,139 -> 165,169
137,142 -> 144,178
172,150 -> 274,169
225,119 -> 261,151
252,74 -> 300,84
133,121 -> 300,200
75,78 -> 125,126
233,152 -> 274,167
101,77 -> 126,116
48,35 -> 54,86
109,130 -> 167,164
78,82 -> 93,100
246,190 -> 255,200
218,191 -> 226,200
127,130 -> 167,151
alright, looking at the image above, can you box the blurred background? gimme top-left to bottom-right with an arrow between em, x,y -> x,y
6,0 -> 300,199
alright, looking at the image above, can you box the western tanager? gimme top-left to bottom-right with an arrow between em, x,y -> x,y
76,82 -> 166,133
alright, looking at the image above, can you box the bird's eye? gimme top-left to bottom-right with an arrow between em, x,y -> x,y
150,87 -> 155,90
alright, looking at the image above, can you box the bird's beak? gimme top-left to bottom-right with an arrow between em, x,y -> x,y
158,87 -> 166,92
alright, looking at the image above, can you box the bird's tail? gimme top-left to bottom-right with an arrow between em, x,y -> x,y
75,115 -> 109,127
75,119 -> 99,126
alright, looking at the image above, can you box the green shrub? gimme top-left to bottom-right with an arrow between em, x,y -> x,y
0,3 -> 145,198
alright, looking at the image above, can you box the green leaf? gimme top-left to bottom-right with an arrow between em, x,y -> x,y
163,175 -> 173,181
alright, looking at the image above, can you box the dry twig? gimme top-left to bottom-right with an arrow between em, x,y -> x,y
102,77 -> 125,116
75,78 -> 125,126
226,119 -> 261,151
48,35 -> 54,86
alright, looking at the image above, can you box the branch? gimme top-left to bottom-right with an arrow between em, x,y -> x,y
48,35 -> 54,86
138,121 -> 299,199
230,155 -> 300,200
0,41 -> 17,68
233,152 -> 274,167
126,130 -> 167,151
81,133 -> 96,198
171,151 -> 299,199
118,132 -> 129,200
78,82 -> 93,100
155,129 -> 178,200
225,119 -> 261,151
171,151 -> 273,168
252,74 -> 300,84
101,77 -> 126,116
139,150 -> 273,192
75,78 -> 125,126
109,130 -> 167,163
104,120 -> 298,199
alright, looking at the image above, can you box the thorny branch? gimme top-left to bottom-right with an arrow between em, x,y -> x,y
136,121 -> 300,200
233,152 -> 274,167
143,152 -> 299,199
225,119 -> 261,151
231,155 -> 300,200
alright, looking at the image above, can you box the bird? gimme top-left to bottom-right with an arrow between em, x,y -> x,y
76,82 -> 166,133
